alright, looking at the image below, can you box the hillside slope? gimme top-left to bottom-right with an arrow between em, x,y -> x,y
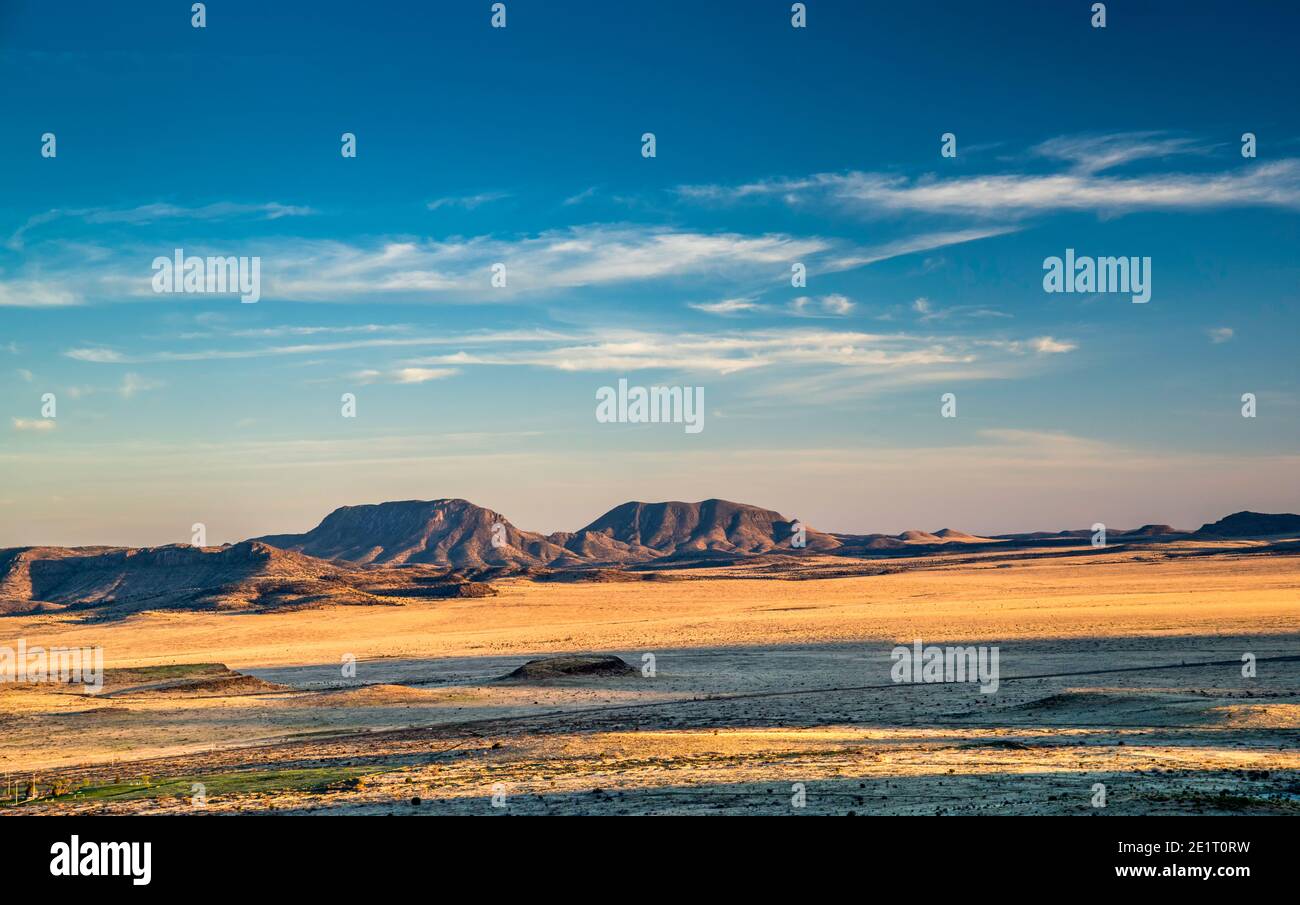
256,499 -> 580,568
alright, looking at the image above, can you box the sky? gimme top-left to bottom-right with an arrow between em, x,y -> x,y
1,0 -> 1298,546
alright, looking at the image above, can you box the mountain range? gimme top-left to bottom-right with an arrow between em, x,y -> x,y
3,498 -> 1298,616
256,497 -> 842,568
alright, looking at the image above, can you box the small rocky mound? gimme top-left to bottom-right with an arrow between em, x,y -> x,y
427,580 -> 496,598
499,654 -> 637,682
99,663 -> 289,698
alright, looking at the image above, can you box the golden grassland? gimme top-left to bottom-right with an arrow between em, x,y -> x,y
2,542 -> 1297,815
6,543 -> 1297,668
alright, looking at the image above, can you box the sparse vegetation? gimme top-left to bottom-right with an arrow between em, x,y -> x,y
4,544 -> 1296,815
7,767 -> 384,807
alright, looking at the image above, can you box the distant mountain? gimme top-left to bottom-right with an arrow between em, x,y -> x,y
256,499 -> 581,568
0,540 -> 489,616
1120,524 -> 1185,537
934,528 -> 998,543
0,541 -> 338,615
832,527 -> 996,552
1194,511 -> 1300,538
8,502 -> 1295,618
560,499 -> 841,561
0,500 -> 842,615
258,498 -> 1298,568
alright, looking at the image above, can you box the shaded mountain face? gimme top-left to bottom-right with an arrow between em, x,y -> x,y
561,499 -> 841,561
0,541 -> 490,616
255,498 -> 839,566
0,541 -> 345,615
255,499 -> 577,568
1195,511 -> 1300,537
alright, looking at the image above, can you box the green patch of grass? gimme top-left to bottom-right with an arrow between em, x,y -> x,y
11,766 -> 384,807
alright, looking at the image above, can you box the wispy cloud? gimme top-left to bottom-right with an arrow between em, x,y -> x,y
46,372 -> 164,399
911,297 -> 1011,322
1028,336 -> 1077,354
685,162 -> 1300,216
790,294 -> 855,317
825,227 -> 1020,269
222,324 -> 412,339
12,418 -> 55,432
69,323 -> 1078,383
2,219 -> 1015,308
426,191 -> 510,211
8,201 -> 314,249
118,372 -> 163,398
248,226 -> 835,301
562,186 -> 600,206
689,297 -> 762,315
403,326 -> 1079,387
1207,326 -> 1235,344
0,279 -> 81,307
1029,132 -> 1210,174
353,367 -> 460,385
65,328 -> 576,364
678,133 -> 1300,218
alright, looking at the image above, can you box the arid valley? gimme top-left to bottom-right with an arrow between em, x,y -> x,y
2,500 -> 1297,816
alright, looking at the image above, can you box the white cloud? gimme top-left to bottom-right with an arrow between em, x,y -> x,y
69,323 -> 1077,384
0,279 -> 81,307
119,372 -> 163,398
12,418 -> 55,432
257,226 -> 832,301
8,201 -> 314,249
680,149 -> 1300,217
790,295 -> 855,317
837,164 -> 1300,214
352,367 -> 460,385
1207,326 -> 1235,344
826,227 -> 1020,270
689,298 -> 762,315
562,186 -> 599,206
1029,336 -> 1077,354
66,329 -> 574,365
394,367 -> 459,384
393,326 -> 1078,383
66,348 -> 127,363
426,192 -> 510,210
227,324 -> 411,339
4,221 -> 1007,309
821,293 -> 855,315
1030,132 -> 1208,174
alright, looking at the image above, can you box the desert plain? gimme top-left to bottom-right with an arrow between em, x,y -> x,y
1,539 -> 1297,816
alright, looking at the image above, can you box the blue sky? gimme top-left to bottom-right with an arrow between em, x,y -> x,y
2,0 -> 1298,546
